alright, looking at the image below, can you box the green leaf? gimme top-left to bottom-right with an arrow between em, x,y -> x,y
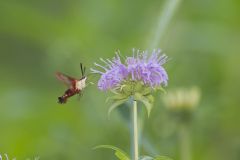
139,155 -> 173,160
94,145 -> 130,160
115,151 -> 129,160
139,155 -> 154,160
155,86 -> 166,94
141,87 -> 152,95
146,95 -> 154,104
108,98 -> 128,118
134,93 -> 153,117
154,156 -> 173,160
110,88 -> 121,94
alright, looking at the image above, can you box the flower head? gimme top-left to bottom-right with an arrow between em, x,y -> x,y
91,49 -> 169,117
162,87 -> 201,111
91,49 -> 168,92
162,87 -> 201,122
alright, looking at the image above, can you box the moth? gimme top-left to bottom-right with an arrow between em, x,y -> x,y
56,63 -> 87,104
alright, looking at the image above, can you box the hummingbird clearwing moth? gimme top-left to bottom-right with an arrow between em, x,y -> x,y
56,63 -> 87,104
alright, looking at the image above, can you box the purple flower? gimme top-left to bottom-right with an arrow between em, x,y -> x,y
91,49 -> 168,91
91,53 -> 128,90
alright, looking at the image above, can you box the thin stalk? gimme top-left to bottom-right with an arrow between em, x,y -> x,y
179,124 -> 191,160
131,100 -> 139,160
149,0 -> 182,49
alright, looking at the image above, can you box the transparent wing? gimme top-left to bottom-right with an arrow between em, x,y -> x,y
55,72 -> 76,88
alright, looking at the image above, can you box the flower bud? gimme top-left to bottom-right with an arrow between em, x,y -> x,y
163,87 -> 201,111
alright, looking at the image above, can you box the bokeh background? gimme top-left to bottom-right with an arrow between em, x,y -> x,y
0,0 -> 240,159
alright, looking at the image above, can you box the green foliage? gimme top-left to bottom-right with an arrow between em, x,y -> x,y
94,145 -> 130,160
107,80 -> 166,117
139,155 -> 173,160
93,145 -> 173,160
108,98 -> 128,118
0,154 -> 39,160
139,156 -> 154,160
154,156 -> 173,160
134,93 -> 153,117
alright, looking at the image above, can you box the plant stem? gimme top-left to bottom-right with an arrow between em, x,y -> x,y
179,124 -> 191,160
149,0 -> 182,49
131,100 -> 139,160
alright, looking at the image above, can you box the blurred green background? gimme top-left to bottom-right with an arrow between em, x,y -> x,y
0,0 -> 240,159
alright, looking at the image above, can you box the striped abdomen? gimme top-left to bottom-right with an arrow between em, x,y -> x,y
58,88 -> 80,104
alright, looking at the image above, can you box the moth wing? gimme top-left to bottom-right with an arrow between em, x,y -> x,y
55,72 -> 75,88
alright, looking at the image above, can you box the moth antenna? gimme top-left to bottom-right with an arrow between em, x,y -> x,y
80,63 -> 84,77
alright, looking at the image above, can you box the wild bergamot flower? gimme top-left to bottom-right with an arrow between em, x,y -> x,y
91,49 -> 168,116
92,49 -> 170,160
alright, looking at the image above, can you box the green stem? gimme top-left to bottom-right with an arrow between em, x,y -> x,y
131,100 -> 139,160
179,124 -> 191,160
149,0 -> 182,49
